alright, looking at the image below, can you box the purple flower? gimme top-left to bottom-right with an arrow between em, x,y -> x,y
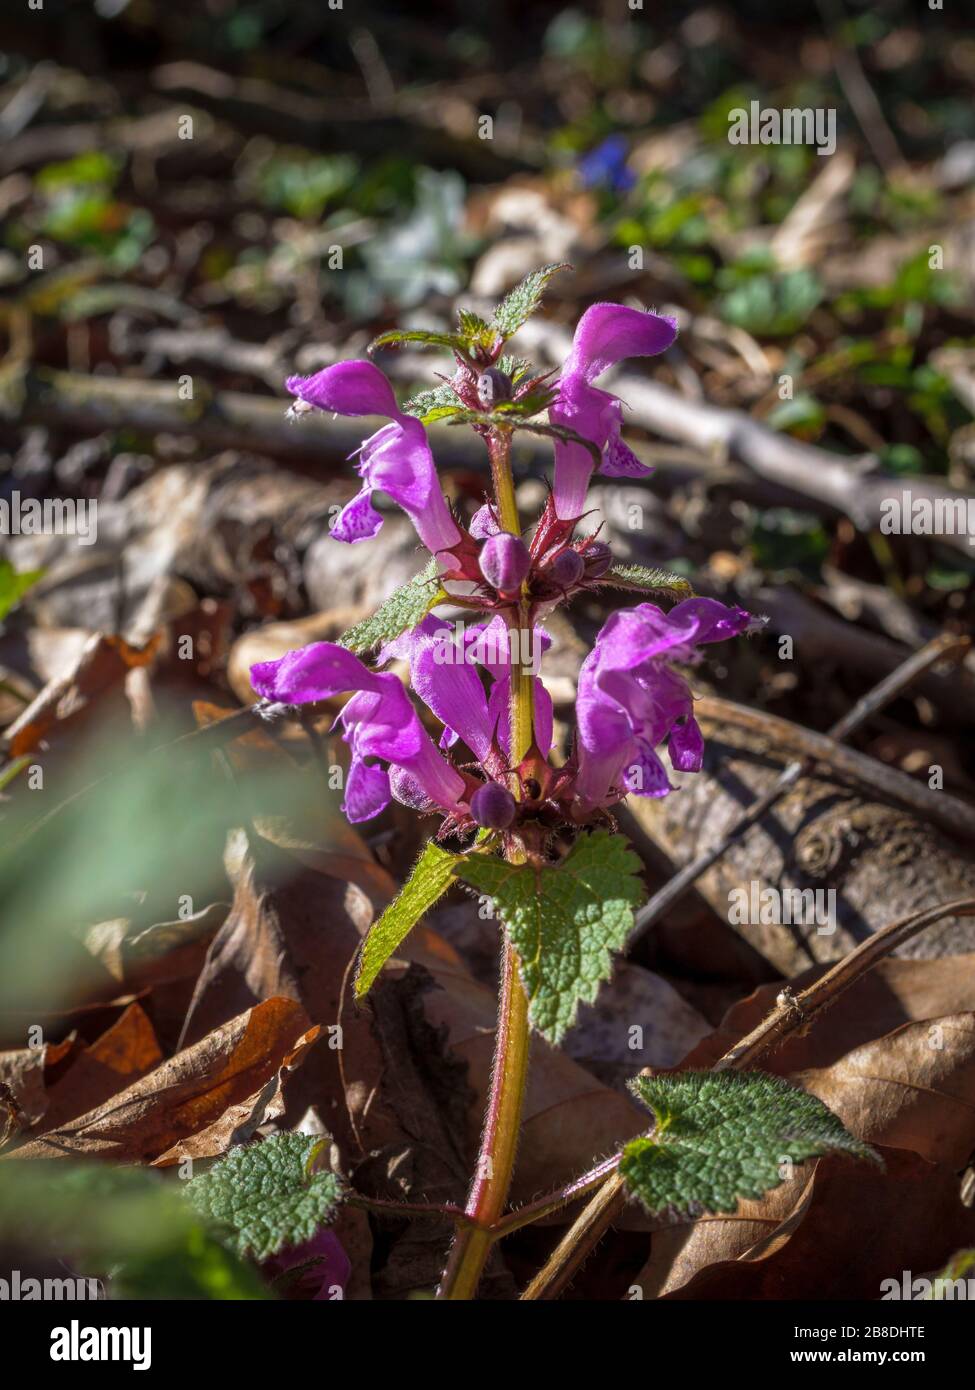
287,361 -> 462,562
263,1228 -> 350,1301
386,615 -> 554,762
549,303 -> 678,520
250,642 -> 466,823
574,597 -> 757,810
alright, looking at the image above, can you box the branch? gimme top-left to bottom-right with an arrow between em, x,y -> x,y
628,632 -> 972,945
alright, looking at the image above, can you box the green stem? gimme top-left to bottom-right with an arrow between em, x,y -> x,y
437,427 -> 534,1300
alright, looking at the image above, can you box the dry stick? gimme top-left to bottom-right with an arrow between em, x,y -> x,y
523,896 -> 975,1301
694,695 -> 975,844
628,633 -> 972,946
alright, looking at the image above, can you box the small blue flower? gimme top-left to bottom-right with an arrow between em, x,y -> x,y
576,135 -> 636,194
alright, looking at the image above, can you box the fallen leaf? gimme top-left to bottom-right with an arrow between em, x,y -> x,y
646,1147 -> 975,1301
798,1014 -> 975,1168
8,996 -> 315,1162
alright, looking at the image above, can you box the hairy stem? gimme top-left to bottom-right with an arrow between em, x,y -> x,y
438,936 -> 531,1298
488,426 -> 520,536
437,427 -> 534,1300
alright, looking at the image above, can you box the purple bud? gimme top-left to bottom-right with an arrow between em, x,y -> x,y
476,369 -> 513,409
470,781 -> 517,830
542,548 -> 584,589
583,541 -> 613,578
479,532 -> 532,592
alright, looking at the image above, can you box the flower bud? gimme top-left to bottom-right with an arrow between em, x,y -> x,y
479,532 -> 532,592
476,369 -> 513,408
583,541 -> 613,578
470,781 -> 517,830
541,548 -> 584,589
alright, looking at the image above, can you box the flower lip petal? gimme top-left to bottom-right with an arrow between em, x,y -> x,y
562,303 -> 679,385
286,361 -> 400,419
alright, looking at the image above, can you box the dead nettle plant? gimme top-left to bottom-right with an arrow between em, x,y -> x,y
252,265 -> 878,1299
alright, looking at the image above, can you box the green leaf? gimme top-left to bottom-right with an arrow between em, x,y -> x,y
0,559 -> 44,620
599,563 -> 694,601
369,328 -> 465,355
621,1071 -> 880,1219
187,1133 -> 345,1261
355,841 -> 463,998
402,381 -> 461,422
493,263 -> 571,339
338,561 -> 447,655
455,830 -> 646,1043
457,307 -> 500,355
0,1161 -> 267,1299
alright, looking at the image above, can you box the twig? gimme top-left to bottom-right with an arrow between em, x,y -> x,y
523,896 -> 975,1300
714,897 -> 975,1070
628,633 -> 972,944
693,696 -> 975,843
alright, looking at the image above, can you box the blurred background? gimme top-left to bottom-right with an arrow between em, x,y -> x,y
1,0 -> 975,1300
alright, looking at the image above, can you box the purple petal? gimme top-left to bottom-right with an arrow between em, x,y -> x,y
286,361 -> 399,418
623,744 -> 674,797
251,642 -> 383,705
263,1228 -> 350,1301
358,419 -> 461,557
562,304 -> 678,386
600,433 -> 653,479
669,715 -> 704,772
331,487 -> 385,544
469,503 -> 501,539
344,758 -> 391,822
411,621 -> 492,760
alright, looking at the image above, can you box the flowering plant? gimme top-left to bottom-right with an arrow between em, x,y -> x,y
254,266 -> 868,1299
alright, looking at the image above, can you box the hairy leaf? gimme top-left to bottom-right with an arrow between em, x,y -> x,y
355,841 -> 463,998
187,1132 -> 345,1261
457,307 -> 500,355
456,831 -> 645,1043
0,559 -> 44,620
599,563 -> 694,601
493,263 -> 571,339
338,561 -> 447,655
622,1071 -> 879,1219
402,380 -> 461,422
369,328 -> 465,355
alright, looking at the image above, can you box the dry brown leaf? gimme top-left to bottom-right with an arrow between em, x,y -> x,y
8,996 -> 315,1162
798,1014 -> 975,1168
644,1147 -> 975,1301
2,632 -> 160,759
30,1002 -> 164,1137
680,952 -> 975,1074
0,1034 -> 76,1126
